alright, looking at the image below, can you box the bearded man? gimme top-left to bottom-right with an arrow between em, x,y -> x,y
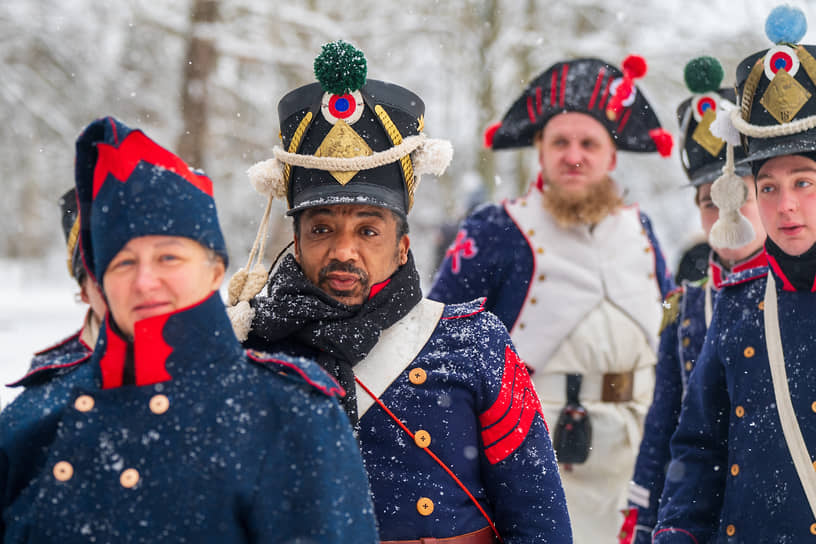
230,41 -> 572,543
429,56 -> 676,542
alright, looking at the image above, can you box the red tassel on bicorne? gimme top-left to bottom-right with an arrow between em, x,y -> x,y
617,507 -> 638,544
483,122 -> 501,149
606,54 -> 648,121
649,128 -> 674,157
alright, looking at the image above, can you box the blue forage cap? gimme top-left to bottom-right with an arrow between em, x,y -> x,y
74,116 -> 228,281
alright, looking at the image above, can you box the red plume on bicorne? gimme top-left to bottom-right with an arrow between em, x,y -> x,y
606,55 -> 648,122
648,128 -> 674,157
484,122 -> 501,149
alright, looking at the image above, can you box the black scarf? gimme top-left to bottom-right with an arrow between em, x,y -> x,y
765,238 -> 816,291
249,252 -> 423,423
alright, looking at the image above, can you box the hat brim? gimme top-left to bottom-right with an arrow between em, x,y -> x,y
285,182 -> 407,217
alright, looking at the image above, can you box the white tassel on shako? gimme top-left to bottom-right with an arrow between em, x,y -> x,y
708,108 -> 755,249
411,138 -> 453,188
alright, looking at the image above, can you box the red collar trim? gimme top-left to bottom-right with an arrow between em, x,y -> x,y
368,278 -> 391,300
535,172 -> 545,191
99,313 -> 173,389
709,250 -> 769,290
764,253 -> 797,292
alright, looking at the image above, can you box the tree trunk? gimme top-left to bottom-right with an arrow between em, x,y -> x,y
177,0 -> 218,169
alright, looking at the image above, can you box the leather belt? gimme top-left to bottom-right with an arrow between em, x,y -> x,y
381,526 -> 498,544
601,371 -> 634,402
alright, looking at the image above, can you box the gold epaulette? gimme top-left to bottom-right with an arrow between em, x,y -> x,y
658,289 -> 683,335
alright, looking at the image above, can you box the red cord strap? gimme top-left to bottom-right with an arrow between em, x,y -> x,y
355,377 -> 503,543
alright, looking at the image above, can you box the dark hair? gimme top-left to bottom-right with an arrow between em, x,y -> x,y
292,209 -> 409,242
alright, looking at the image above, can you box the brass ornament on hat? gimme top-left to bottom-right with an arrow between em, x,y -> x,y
741,60 -> 764,125
65,216 -> 80,277
796,46 -> 816,88
283,111 -> 313,191
692,108 -> 725,157
759,68 -> 811,124
374,104 -> 416,209
314,119 -> 373,185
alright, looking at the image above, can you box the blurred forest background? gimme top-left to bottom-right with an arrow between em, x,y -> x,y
1,0 -> 811,285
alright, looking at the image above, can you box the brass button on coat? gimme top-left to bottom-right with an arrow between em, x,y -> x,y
149,394 -> 170,414
530,297 -> 538,305
53,461 -> 73,482
811,523 -> 816,535
417,497 -> 434,516
726,524 -> 736,536
682,337 -> 691,347
730,464 -> 740,476
685,361 -> 693,372
527,229 -> 535,236
538,274 -> 547,282
811,401 -> 816,413
735,406 -> 745,418
744,346 -> 755,358
758,301 -> 765,310
519,323 -> 526,330
414,430 -> 431,449
537,247 -> 544,255
409,368 -> 427,385
120,468 -> 140,488
682,318 -> 691,328
74,395 -> 94,412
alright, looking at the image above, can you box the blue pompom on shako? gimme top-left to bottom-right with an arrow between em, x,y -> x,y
483,56 -> 673,157
677,56 -> 750,186
734,5 -> 816,163
74,117 -> 228,281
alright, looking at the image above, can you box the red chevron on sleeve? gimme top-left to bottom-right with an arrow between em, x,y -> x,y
93,129 -> 213,199
479,345 -> 545,464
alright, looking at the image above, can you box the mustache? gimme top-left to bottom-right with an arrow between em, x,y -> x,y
317,260 -> 370,284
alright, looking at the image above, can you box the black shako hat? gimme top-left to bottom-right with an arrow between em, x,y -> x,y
248,41 -> 452,217
59,187 -> 83,281
678,57 -> 751,186
734,5 -> 816,163
484,56 -> 673,157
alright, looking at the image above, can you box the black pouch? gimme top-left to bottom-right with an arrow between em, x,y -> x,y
552,374 -> 592,464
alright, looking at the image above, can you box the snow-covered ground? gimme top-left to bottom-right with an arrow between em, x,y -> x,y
0,258 -> 87,408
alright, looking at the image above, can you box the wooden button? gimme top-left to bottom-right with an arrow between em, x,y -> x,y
519,323 -> 526,330
53,461 -> 73,482
811,523 -> 816,535
682,337 -> 691,347
527,229 -> 535,236
758,301 -> 765,310
417,497 -> 434,516
74,395 -> 94,412
744,346 -> 755,358
735,406 -> 745,418
730,464 -> 739,476
537,247 -> 544,254
685,361 -> 693,372
644,246 -> 652,253
726,524 -> 736,536
149,394 -> 169,415
682,318 -> 691,328
811,401 -> 816,413
414,430 -> 431,449
120,468 -> 140,488
409,368 -> 427,385
538,274 -> 547,282
812,460 -> 816,471
530,297 -> 538,305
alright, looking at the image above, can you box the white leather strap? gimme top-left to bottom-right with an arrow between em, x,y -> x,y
354,299 -> 444,419
764,274 -> 816,518
704,280 -> 713,328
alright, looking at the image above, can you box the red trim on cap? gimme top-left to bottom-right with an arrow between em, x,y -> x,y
480,346 -> 546,464
559,63 -> 569,108
598,75 -> 612,110
550,70 -> 558,106
617,108 -> 632,133
93,130 -> 213,199
588,68 -> 606,110
484,122 -> 501,148
526,96 -> 536,124
535,86 -> 542,116
649,128 -> 674,157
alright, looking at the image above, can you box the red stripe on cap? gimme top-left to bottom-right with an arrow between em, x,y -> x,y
535,86 -> 542,116
559,63 -> 569,108
92,131 -> 213,199
526,96 -> 536,123
598,75 -> 612,110
550,70 -> 558,106
588,68 -> 605,110
617,108 -> 632,133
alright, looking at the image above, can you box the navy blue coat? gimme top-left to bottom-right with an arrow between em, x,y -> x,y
1,293 -> 378,543
257,298 -> 572,543
653,265 -> 816,543
626,254 -> 767,543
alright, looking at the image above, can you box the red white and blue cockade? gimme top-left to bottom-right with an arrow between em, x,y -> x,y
763,45 -> 800,79
321,90 -> 364,125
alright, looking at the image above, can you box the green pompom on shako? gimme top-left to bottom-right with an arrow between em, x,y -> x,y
313,40 -> 367,95
684,56 -> 725,94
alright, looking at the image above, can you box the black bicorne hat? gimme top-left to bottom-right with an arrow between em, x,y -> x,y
484,56 -> 673,156
734,5 -> 816,163
677,57 -> 751,186
248,41 -> 452,217
59,187 -> 83,281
